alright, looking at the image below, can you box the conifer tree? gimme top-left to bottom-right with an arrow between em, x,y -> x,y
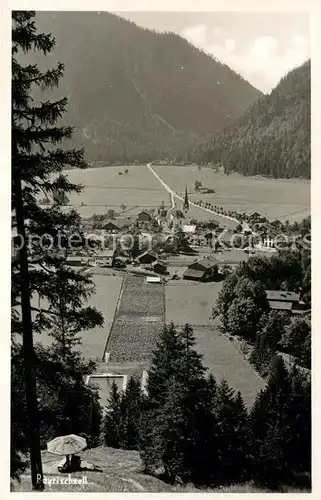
104,382 -> 122,449
139,323 -> 186,473
119,377 -> 143,450
249,356 -> 297,488
207,373 -> 218,406
140,323 -> 218,486
285,365 -> 311,478
12,11 -> 103,487
145,323 -> 186,407
213,381 -> 249,485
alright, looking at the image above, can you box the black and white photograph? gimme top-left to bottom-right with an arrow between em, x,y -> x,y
9,4 -> 314,494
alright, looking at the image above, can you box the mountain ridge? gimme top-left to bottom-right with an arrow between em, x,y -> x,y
30,11 -> 262,162
188,60 -> 311,179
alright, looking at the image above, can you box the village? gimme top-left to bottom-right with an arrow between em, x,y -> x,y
56,186 -> 309,410
67,186 -> 281,283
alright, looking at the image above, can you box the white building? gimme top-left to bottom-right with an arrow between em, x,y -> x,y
182,224 -> 196,234
254,237 -> 277,253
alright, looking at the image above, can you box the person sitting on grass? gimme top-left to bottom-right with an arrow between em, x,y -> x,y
58,454 -> 103,473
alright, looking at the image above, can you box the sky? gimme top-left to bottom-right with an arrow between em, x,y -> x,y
115,12 -> 310,93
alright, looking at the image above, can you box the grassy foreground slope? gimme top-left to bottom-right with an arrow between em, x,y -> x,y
12,447 -> 309,492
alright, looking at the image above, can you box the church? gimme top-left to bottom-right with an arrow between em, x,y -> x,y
170,186 -> 191,231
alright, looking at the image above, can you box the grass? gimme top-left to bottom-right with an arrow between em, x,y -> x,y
165,281 -> 222,326
63,164 -> 309,222
154,165 -> 310,222
164,281 -> 265,408
65,165 -> 167,218
193,325 -> 266,408
12,445 -> 310,493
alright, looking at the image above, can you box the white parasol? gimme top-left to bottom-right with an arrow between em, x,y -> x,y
47,434 -> 87,456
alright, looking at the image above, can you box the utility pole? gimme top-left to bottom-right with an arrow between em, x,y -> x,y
12,146 -> 44,491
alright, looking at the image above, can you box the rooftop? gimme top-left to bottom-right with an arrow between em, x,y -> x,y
154,260 -> 166,267
96,249 -> 116,257
146,276 -> 161,283
183,268 -> 205,279
193,254 -> 219,270
137,250 -> 158,260
103,220 -> 122,228
216,250 -> 249,264
182,224 -> 196,233
268,301 -> 293,311
66,256 -> 84,262
266,290 -> 300,302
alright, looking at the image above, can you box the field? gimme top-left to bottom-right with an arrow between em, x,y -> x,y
62,164 -> 310,222
193,326 -> 265,408
106,275 -> 165,365
154,165 -> 310,222
165,280 -> 265,408
64,165 -> 167,218
165,281 -> 221,326
33,274 -> 123,361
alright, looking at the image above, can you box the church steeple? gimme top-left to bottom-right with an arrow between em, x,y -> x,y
183,186 -> 189,212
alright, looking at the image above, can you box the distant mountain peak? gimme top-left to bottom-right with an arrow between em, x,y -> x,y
31,11 -> 262,163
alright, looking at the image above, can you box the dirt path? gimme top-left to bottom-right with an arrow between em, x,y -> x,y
119,476 -> 145,491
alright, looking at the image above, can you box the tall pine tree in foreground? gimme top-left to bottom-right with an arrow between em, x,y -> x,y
213,381 -> 249,485
140,323 -> 219,486
12,11 -> 103,488
104,377 -> 143,451
104,382 -> 122,449
119,376 -> 144,450
249,356 -> 311,489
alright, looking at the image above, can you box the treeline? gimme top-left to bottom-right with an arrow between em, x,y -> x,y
104,323 -> 311,490
188,60 -> 311,179
28,11 -> 261,162
214,248 -> 311,375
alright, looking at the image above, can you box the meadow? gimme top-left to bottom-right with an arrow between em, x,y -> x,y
165,280 -> 265,408
165,281 -> 222,326
154,165 -> 310,222
63,164 -> 310,222
64,165 -> 167,218
193,326 -> 265,408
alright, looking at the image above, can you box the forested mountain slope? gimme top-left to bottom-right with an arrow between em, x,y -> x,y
189,60 -> 310,179
30,11 -> 262,162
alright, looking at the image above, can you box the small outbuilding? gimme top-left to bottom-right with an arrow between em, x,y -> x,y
146,276 -> 161,284
137,250 -> 158,267
102,221 -> 122,233
95,249 -> 116,267
137,211 -> 152,222
153,260 -> 167,274
183,254 -> 218,281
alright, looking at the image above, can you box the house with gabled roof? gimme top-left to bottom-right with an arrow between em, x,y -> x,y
183,254 -> 219,281
137,210 -> 153,222
102,220 -> 122,233
266,289 -> 307,315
